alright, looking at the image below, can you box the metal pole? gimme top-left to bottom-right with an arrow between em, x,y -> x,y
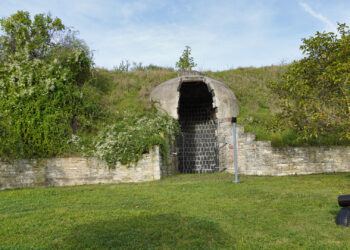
232,118 -> 239,183
182,133 -> 185,173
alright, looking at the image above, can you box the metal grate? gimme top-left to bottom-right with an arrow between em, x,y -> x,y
177,103 -> 218,173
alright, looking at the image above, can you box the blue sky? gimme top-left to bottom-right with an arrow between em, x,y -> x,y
1,0 -> 349,71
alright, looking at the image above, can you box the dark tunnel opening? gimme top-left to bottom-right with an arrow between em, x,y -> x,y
177,81 -> 218,173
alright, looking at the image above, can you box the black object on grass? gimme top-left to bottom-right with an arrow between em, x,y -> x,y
338,195 -> 350,207
336,195 -> 350,226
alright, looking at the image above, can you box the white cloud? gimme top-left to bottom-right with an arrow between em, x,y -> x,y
86,0 -> 280,70
299,1 -> 337,32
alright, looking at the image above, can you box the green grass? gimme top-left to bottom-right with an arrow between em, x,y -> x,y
1,173 -> 350,249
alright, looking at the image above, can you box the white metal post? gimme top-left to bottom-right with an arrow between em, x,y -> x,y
232,118 -> 239,183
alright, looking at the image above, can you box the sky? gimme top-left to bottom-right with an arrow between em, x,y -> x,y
1,0 -> 349,71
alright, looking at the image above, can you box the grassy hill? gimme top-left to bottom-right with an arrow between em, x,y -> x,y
93,65 -> 287,144
2,63 -> 342,161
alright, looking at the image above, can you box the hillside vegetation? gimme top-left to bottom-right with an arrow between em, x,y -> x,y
94,62 -> 350,147
93,65 -> 287,144
0,11 -> 179,163
2,11 -> 349,162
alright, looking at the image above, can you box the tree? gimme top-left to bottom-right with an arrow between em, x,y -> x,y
270,23 -> 350,143
0,11 -> 99,159
175,46 -> 197,71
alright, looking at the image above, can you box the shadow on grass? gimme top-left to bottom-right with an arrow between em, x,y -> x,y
330,208 -> 340,225
330,208 -> 339,217
63,214 -> 230,249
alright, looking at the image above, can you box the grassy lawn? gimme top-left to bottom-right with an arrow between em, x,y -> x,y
1,173 -> 350,249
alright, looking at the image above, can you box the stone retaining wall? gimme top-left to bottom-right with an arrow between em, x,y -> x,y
0,147 -> 178,190
218,120 -> 350,176
2,124 -> 350,190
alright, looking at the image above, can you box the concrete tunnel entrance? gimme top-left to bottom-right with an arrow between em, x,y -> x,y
177,81 -> 218,173
150,71 -> 239,174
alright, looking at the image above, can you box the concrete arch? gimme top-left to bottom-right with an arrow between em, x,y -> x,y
150,72 -> 239,119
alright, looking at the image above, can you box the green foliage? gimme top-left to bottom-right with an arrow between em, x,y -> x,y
0,11 -> 100,159
93,109 -> 180,167
175,46 -> 197,71
270,23 -> 350,144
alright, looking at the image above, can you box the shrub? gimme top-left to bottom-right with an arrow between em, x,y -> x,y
0,11 -> 101,159
270,23 -> 350,144
93,110 -> 180,167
